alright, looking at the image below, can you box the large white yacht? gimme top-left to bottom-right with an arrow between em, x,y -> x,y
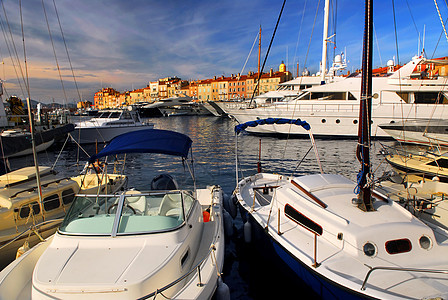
72,108 -> 153,144
225,56 -> 448,138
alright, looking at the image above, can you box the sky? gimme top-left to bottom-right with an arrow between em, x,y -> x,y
0,0 -> 446,104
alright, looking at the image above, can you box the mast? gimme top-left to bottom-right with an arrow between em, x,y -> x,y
356,0 -> 373,212
27,98 -> 45,220
258,25 -> 261,96
320,0 -> 330,85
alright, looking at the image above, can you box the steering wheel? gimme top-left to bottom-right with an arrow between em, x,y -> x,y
107,203 -> 136,214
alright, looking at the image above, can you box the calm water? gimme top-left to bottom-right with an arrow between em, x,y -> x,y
10,116 -> 398,299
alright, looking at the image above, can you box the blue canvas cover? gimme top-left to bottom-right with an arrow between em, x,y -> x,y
234,118 -> 311,134
89,129 -> 192,162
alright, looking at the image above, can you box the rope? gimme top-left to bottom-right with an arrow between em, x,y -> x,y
434,0 -> 448,42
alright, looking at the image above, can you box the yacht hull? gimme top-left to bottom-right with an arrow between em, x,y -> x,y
229,102 -> 447,138
72,124 -> 154,144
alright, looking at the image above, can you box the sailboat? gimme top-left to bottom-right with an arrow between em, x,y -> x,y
231,1 -> 448,298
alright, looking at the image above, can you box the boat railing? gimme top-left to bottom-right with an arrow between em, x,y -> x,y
0,218 -> 63,251
137,238 -> 221,300
361,266 -> 448,291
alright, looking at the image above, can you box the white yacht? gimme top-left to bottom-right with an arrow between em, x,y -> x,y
226,56 -> 448,138
143,96 -> 210,117
0,129 -> 227,300
72,108 -> 153,144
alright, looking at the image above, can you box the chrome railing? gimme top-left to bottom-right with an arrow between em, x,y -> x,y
361,265 -> 448,291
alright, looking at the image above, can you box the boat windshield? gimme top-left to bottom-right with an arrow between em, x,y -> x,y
59,191 -> 195,235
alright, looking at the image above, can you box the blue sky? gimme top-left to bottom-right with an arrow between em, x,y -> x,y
0,0 -> 446,104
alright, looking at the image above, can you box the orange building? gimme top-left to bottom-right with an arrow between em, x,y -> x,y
94,87 -> 120,109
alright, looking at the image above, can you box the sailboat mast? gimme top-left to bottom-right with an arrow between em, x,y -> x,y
320,0 -> 330,84
27,98 -> 45,220
258,25 -> 261,96
357,0 -> 373,211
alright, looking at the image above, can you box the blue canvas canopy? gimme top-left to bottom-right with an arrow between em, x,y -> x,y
89,129 -> 192,162
234,118 -> 311,134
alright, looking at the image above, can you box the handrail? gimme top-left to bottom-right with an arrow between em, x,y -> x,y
0,218 -> 62,250
361,266 -> 448,290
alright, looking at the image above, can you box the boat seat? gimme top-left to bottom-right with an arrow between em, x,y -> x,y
158,193 -> 182,218
125,191 -> 147,214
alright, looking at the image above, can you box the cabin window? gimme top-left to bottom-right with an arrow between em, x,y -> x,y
62,188 -> 75,205
43,194 -> 61,211
397,92 -> 410,103
19,202 -> 41,218
109,112 -> 120,118
284,204 -> 323,235
414,92 -> 448,104
348,92 -> 356,100
385,238 -> 412,254
427,158 -> 448,168
122,112 -> 132,119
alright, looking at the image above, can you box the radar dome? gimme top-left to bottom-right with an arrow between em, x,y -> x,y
334,55 -> 342,64
387,59 -> 394,67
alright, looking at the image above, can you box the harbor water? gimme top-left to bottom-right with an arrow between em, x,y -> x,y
9,116 -> 397,299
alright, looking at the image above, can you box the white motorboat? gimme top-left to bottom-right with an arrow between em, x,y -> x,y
0,129 -> 228,300
230,1 -> 448,298
0,164 -> 127,269
379,119 -> 448,146
144,96 -> 211,117
71,108 -> 154,144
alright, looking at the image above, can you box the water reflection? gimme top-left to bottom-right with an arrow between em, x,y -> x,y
7,116 -> 399,299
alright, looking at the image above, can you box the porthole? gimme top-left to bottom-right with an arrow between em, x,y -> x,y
321,119 -> 326,123
353,120 -> 358,124
336,119 -> 340,124
385,238 -> 412,254
419,235 -> 432,250
363,242 -> 377,257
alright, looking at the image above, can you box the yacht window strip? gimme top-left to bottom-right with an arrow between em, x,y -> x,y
291,180 -> 327,208
111,194 -> 126,237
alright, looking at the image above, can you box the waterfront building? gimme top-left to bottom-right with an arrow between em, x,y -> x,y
92,61 -> 292,108
94,87 -> 120,110
198,79 -> 212,101
149,81 -> 159,99
189,80 -> 199,100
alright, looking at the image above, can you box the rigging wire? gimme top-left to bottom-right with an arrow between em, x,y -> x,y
52,0 -> 82,103
19,0 -> 29,98
292,0 -> 308,73
248,0 -> 286,107
41,0 -> 69,107
430,15 -> 448,59
0,0 -> 27,97
238,30 -> 259,83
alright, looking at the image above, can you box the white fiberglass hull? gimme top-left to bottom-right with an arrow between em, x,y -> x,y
235,172 -> 448,299
72,124 -> 154,144
379,119 -> 448,146
0,186 -> 225,300
228,101 -> 448,138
